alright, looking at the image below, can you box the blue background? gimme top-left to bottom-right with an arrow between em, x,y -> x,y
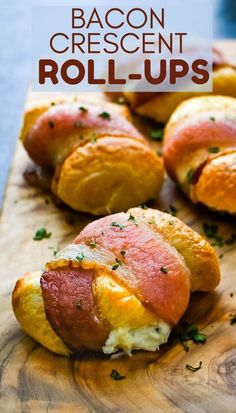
0,0 -> 235,207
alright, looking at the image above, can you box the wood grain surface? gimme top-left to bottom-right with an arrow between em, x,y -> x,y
0,41 -> 236,413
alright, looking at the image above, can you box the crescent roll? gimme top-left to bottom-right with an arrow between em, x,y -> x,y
12,208 -> 220,356
163,95 -> 236,214
21,100 -> 163,215
112,49 -> 236,123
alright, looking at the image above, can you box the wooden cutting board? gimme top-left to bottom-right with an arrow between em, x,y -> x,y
0,41 -> 236,413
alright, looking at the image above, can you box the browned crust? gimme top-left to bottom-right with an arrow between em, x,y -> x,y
163,96 -> 236,213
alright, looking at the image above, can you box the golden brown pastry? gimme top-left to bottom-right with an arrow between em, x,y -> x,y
21,100 -> 163,215
12,207 -> 220,356
163,95 -> 236,214
112,50 -> 236,123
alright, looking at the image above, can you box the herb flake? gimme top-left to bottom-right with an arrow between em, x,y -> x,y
149,128 -> 164,141
186,168 -> 195,183
110,369 -> 126,381
128,214 -> 138,225
110,222 -> 124,230
202,223 -> 227,248
75,253 -> 85,262
186,361 -> 202,372
33,228 -> 52,241
112,258 -> 122,270
79,106 -> 88,112
160,266 -> 168,274
169,205 -> 178,216
99,111 -> 111,120
208,147 -> 220,153
179,323 -> 207,346
203,223 -> 218,238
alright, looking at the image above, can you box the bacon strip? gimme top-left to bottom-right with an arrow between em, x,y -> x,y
76,213 -> 190,325
41,266 -> 109,352
24,103 -> 143,168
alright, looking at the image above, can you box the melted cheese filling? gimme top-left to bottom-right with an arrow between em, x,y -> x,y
103,322 -> 171,354
95,275 -> 171,354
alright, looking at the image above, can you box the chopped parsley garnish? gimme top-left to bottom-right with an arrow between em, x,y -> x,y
51,101 -> 56,106
75,299 -> 84,310
49,120 -> 55,128
110,369 -> 126,380
79,106 -> 88,112
33,228 -> 52,241
75,253 -> 85,262
203,223 -> 218,238
229,313 -> 236,325
160,266 -> 168,274
112,258 -> 122,270
140,204 -> 148,209
168,220 -> 174,225
208,147 -> 220,153
186,361 -> 202,372
75,121 -> 83,128
89,241 -> 97,248
211,236 -> 224,247
128,214 -> 138,225
120,250 -> 126,257
169,205 -> 178,216
98,111 -> 111,120
219,253 -> 224,259
186,168 -> 195,183
157,150 -> 162,157
110,222 -> 124,230
209,116 -> 215,121
149,128 -> 164,141
202,223 -> 225,247
53,250 -> 58,257
179,323 -> 207,351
